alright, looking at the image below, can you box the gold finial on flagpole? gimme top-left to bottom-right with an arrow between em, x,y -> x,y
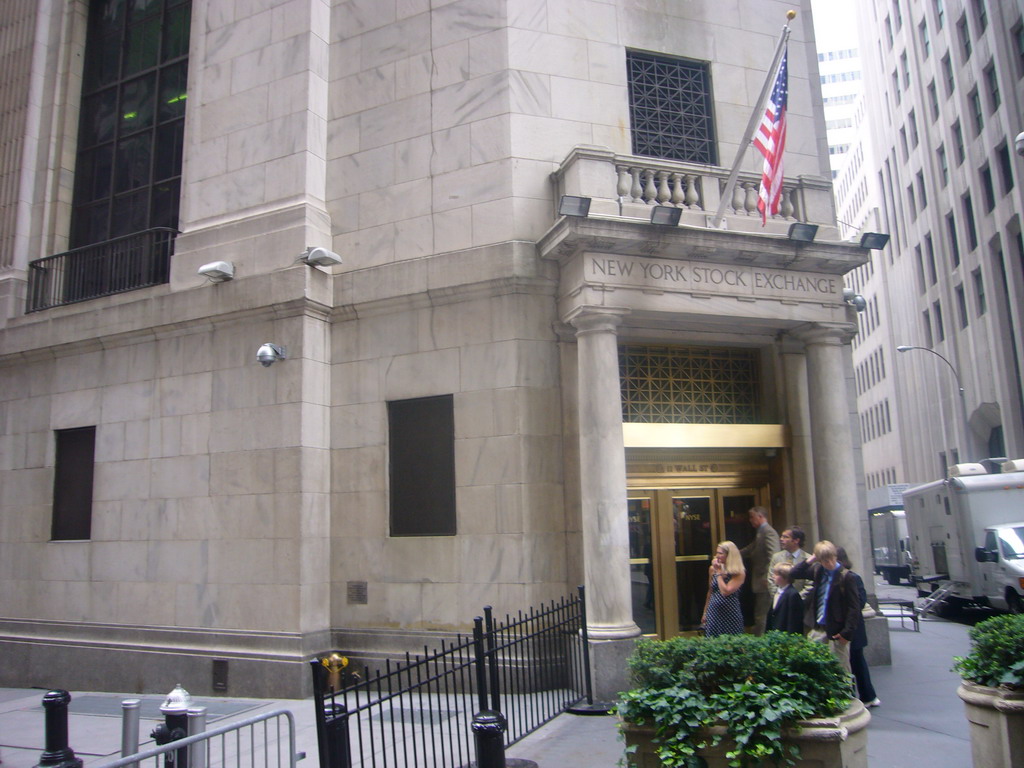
786,10 -> 797,21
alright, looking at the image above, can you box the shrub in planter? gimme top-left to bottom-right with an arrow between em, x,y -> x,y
953,613 -> 1024,687
618,632 -> 853,768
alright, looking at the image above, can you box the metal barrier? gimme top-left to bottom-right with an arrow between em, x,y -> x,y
95,709 -> 300,768
26,227 -> 177,312
311,587 -> 593,768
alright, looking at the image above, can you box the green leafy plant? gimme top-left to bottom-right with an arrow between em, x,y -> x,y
953,613 -> 1024,688
617,632 -> 851,768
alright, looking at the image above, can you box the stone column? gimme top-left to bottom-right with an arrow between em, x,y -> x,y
781,346 -> 819,543
568,306 -> 640,701
792,323 -> 864,573
569,306 -> 641,639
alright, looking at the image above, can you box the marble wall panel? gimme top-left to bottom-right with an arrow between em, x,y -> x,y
331,491 -> 387,542
380,535 -> 460,585
431,71 -> 508,132
383,348 -> 461,400
232,36 -> 321,95
333,146 -> 395,199
358,178 -> 432,229
53,353 -> 103,393
50,389 -> 101,430
116,581 -> 177,626
508,28 -> 588,79
331,403 -> 386,449
508,114 -> 591,162
90,541 -> 148,582
549,77 -> 625,126
470,199 -> 515,246
587,40 -> 626,85
330,359 -> 381,404
455,434 -> 522,486
209,538 -> 277,584
428,125 -> 473,174
123,420 -> 151,460
430,0 -> 504,48
394,52 -> 432,99
336,65 -> 397,116
94,459 -> 151,502
204,11 -> 274,67
208,449 -> 276,497
468,28 -> 509,77
430,207 -> 474,253
430,40 -> 471,89
358,94 -> 433,150
150,455 -> 211,499
431,158 -> 513,212
359,14 -> 431,71
333,0 -> 397,37
9,396 -> 48,433
331,445 -> 386,493
393,214 -> 435,259
200,87 -> 269,143
455,484 -> 498,535
159,372 -> 213,417
550,0 -> 618,42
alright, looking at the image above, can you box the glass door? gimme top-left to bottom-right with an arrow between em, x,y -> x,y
628,487 -> 765,638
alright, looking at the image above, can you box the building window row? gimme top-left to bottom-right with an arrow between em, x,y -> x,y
855,347 -> 887,396
818,48 -> 858,62
820,71 -> 862,84
860,399 -> 893,443
867,467 -> 898,490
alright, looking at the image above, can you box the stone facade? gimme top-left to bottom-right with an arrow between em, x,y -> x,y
0,0 -> 872,698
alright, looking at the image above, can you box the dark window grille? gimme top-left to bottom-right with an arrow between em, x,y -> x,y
627,51 -> 717,165
26,227 -> 176,312
52,427 -> 96,541
620,345 -> 760,424
389,395 -> 456,536
71,0 -> 191,249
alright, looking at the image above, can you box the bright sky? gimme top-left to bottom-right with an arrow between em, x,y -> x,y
809,0 -> 861,53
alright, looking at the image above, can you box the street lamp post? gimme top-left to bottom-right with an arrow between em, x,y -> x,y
896,345 -> 971,462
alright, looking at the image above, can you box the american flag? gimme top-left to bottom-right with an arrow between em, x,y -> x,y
753,47 -> 789,225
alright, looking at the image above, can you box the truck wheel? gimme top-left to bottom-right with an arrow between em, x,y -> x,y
1008,591 -> 1024,615
933,597 -> 960,619
886,571 -> 901,586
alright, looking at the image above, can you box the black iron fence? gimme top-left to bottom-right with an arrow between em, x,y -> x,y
26,227 -> 177,312
311,586 -> 594,768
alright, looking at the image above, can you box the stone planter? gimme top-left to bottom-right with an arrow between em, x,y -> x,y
957,681 -> 1024,768
622,700 -> 870,768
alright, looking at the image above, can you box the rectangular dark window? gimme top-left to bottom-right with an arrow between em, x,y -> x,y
52,427 -> 96,540
388,395 -> 456,536
907,184 -> 917,219
935,0 -> 944,28
933,300 -> 945,341
955,284 -> 968,328
937,145 -> 948,186
920,21 -> 931,57
892,71 -> 901,104
915,244 -> 926,292
899,127 -> 909,160
923,309 -> 934,347
885,17 -> 894,48
984,63 -> 1000,111
925,233 -> 938,283
973,267 -> 987,314
973,0 -> 987,33
927,81 -> 939,119
953,120 -> 965,164
942,54 -> 954,95
997,143 -> 1015,194
909,110 -> 918,147
627,51 -> 717,164
946,213 -> 961,267
901,52 -> 910,88
969,89 -> 983,135
963,193 -> 978,250
958,14 -> 972,62
917,171 -> 927,209
1014,21 -> 1024,78
980,165 -> 995,211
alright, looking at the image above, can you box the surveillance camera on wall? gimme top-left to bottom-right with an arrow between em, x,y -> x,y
842,288 -> 867,312
197,260 -> 234,282
1016,131 -> 1024,158
301,247 -> 343,267
256,343 -> 286,367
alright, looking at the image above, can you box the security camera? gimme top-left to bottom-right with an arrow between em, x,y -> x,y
850,294 -> 867,312
1016,131 -> 1024,158
256,343 -> 286,367
197,260 -> 234,282
301,247 -> 343,267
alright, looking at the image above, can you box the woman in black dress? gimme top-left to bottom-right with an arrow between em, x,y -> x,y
701,541 -> 746,637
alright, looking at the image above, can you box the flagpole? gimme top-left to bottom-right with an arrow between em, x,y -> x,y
710,11 -> 796,229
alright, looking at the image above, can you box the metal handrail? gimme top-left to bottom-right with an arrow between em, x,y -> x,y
95,709 -> 300,768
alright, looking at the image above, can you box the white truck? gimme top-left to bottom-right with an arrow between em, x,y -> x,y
902,458 -> 1024,615
867,484 -> 913,585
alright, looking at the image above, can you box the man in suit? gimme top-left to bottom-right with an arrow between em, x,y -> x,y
767,526 -> 811,599
739,505 -> 780,635
790,540 -> 861,673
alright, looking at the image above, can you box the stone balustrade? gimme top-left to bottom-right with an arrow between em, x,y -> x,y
552,145 -> 839,237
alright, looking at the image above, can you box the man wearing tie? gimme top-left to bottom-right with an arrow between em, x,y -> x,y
768,526 -> 811,601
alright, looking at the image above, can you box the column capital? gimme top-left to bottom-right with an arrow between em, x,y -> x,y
565,305 -> 630,335
788,321 -> 857,347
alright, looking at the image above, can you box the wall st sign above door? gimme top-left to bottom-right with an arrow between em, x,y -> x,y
582,253 -> 842,303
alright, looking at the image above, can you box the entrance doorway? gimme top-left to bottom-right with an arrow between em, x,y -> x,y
627,488 -> 764,637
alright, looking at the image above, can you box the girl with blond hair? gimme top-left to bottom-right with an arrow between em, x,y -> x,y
701,541 -> 746,637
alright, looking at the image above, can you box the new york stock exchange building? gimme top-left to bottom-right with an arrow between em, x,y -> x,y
0,0 -> 880,698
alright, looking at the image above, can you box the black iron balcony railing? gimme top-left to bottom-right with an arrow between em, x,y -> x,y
26,227 -> 177,313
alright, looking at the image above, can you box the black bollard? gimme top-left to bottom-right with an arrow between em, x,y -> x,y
471,709 -> 507,768
35,690 -> 83,768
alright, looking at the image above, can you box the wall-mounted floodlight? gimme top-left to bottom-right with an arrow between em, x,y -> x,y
197,260 -> 234,282
787,222 -> 818,243
301,247 -> 343,267
558,195 -> 591,217
256,343 -> 286,367
859,232 -> 890,250
650,205 -> 682,226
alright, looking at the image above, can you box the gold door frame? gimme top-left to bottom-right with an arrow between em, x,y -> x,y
629,485 -> 766,638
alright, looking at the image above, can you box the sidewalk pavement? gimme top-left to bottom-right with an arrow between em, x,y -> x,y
0,608 -> 974,768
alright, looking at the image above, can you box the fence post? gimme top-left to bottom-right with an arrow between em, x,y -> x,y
472,617 -> 507,768
187,706 -> 207,768
35,690 -> 82,768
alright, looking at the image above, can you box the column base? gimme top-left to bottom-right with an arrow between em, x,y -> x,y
588,636 -> 639,702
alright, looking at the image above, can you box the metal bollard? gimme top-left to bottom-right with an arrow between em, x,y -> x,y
187,706 -> 207,768
120,699 -> 141,761
35,690 -> 83,768
471,709 -> 507,768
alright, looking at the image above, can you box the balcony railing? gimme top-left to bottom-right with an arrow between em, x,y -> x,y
551,145 -> 837,234
26,228 -> 177,312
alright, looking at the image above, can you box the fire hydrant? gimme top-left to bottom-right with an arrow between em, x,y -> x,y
320,653 -> 349,692
150,684 -> 192,768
